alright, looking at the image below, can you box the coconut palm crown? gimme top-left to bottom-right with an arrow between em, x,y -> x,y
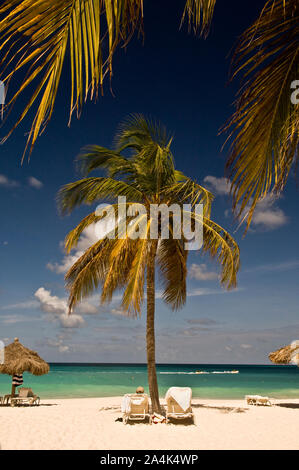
58,115 -> 240,412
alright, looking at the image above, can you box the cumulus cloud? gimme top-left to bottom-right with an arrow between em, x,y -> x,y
34,287 -> 99,328
47,225 -> 99,274
205,175 -> 288,231
35,287 -> 66,315
189,263 -> 219,281
203,176 -> 231,195
59,314 -> 85,329
0,174 -> 19,188
28,176 -> 43,189
250,195 -> 288,230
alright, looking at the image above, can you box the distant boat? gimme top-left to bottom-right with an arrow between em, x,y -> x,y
195,371 -> 206,374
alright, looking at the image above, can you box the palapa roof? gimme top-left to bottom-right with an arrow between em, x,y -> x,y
0,338 -> 49,376
269,340 -> 299,366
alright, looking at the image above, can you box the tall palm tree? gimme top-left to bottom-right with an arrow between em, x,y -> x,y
58,115 -> 240,412
0,0 -> 212,160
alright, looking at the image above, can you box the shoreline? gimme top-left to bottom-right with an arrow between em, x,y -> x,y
1,397 -> 299,450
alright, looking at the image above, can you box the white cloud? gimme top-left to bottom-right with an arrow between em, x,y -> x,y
0,174 -> 19,188
189,263 -> 218,281
250,195 -> 288,229
205,175 -> 288,231
47,225 -> 99,274
28,176 -> 43,189
203,176 -> 231,195
59,314 -> 85,329
35,287 -> 66,315
240,344 -> 252,349
34,287 -> 100,328
34,287 -> 84,328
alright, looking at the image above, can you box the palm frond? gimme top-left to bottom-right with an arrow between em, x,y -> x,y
165,178 -> 214,218
77,145 -> 131,176
201,216 -> 240,289
157,238 -> 187,310
57,176 -> 142,214
224,0 -> 299,230
121,220 -> 150,315
0,0 -> 144,161
181,0 -> 216,38
65,237 -> 115,312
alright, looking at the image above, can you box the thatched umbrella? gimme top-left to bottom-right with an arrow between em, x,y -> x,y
269,340 -> 299,366
0,338 -> 49,396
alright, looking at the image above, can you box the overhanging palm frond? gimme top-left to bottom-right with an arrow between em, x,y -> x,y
0,1 -> 216,160
181,0 -> 216,37
224,0 -> 299,230
0,0 -> 144,161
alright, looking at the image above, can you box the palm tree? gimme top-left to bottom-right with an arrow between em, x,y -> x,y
58,115 -> 240,412
0,0 -> 213,161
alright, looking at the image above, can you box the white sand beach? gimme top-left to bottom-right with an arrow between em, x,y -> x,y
0,397 -> 299,450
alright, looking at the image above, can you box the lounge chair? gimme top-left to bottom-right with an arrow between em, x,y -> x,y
165,387 -> 194,424
121,393 -> 151,424
10,387 -> 40,407
245,395 -> 272,406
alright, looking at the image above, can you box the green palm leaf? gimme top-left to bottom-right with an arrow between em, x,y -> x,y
224,0 -> 299,229
0,0 -> 214,160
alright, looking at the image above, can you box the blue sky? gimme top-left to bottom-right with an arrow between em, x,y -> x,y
0,0 -> 298,363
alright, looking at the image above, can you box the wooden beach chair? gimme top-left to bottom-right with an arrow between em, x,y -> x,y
121,393 -> 151,424
10,387 -> 40,407
165,387 -> 194,424
245,395 -> 272,406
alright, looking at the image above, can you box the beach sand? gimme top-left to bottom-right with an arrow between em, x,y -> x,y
0,397 -> 298,450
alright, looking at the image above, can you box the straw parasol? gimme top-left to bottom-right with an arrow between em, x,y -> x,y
0,338 -> 49,396
269,340 -> 299,366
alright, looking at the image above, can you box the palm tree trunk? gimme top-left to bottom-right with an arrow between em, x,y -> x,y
146,242 -> 161,414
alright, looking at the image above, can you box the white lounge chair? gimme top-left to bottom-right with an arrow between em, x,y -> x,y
121,393 -> 151,424
165,387 -> 194,424
245,395 -> 272,406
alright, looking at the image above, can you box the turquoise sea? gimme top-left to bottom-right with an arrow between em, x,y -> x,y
0,364 -> 298,399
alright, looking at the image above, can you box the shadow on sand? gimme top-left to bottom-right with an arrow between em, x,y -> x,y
275,402 -> 299,409
192,403 -> 248,413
